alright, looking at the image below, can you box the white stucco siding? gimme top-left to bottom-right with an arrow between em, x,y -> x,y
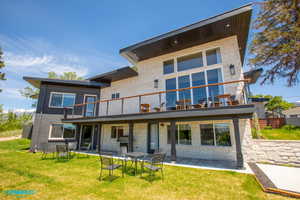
99,36 -> 245,116
158,120 -> 237,161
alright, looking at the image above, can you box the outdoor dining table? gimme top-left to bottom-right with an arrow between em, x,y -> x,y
125,152 -> 147,175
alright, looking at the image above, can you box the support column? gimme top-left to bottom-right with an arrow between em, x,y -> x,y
233,117 -> 244,169
128,122 -> 134,152
170,120 -> 177,162
97,124 -> 102,153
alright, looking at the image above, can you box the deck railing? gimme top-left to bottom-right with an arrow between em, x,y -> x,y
64,79 -> 250,119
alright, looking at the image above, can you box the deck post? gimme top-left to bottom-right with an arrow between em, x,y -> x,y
128,122 -> 134,152
97,124 -> 102,153
139,96 -> 141,113
106,101 -> 109,115
170,120 -> 177,162
121,98 -> 124,114
233,117 -> 244,168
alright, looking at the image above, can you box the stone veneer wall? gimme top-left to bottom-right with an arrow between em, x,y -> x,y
243,119 -> 300,166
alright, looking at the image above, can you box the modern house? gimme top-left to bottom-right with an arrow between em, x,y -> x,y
24,4 -> 261,168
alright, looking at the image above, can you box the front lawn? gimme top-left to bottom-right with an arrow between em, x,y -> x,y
0,139 -> 295,200
260,126 -> 300,140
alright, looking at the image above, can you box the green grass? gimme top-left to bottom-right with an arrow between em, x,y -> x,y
261,127 -> 300,140
0,139 -> 296,200
0,129 -> 22,138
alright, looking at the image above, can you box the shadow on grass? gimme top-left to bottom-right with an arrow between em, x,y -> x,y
98,175 -> 120,182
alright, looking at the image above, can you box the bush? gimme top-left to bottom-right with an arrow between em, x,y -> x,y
282,124 -> 297,132
264,126 -> 272,130
0,112 -> 32,132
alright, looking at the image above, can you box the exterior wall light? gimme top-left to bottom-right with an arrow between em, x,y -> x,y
154,79 -> 159,88
229,64 -> 235,75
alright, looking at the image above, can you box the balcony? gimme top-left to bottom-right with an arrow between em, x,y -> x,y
63,79 -> 254,123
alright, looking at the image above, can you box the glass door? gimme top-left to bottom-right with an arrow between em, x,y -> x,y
84,95 -> 96,117
80,125 -> 93,150
148,123 -> 159,153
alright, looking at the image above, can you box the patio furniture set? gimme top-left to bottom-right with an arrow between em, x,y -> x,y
39,142 -> 77,160
141,93 -> 239,113
99,151 -> 166,181
39,143 -> 166,181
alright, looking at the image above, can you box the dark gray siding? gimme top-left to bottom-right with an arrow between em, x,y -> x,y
36,83 -> 101,115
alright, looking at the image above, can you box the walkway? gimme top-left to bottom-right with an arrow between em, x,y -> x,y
73,150 -> 253,174
249,163 -> 300,198
0,135 -> 21,142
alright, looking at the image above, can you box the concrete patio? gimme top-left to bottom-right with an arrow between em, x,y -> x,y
73,150 -> 253,174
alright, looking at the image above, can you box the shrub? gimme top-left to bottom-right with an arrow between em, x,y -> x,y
264,126 -> 272,130
282,124 -> 296,132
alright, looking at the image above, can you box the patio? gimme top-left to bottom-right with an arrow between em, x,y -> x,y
73,150 -> 253,174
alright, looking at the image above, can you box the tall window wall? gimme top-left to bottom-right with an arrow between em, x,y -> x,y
164,48 -> 223,109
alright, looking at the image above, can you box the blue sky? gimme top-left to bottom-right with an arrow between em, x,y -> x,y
0,0 -> 299,112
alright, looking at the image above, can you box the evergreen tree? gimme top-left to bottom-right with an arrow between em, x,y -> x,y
249,0 -> 300,86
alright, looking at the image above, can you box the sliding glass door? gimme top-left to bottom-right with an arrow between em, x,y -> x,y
207,68 -> 224,102
165,68 -> 224,107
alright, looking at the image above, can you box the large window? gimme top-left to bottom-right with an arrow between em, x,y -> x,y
167,124 -> 192,145
206,48 -> 222,66
207,68 -> 224,101
177,52 -> 203,71
192,72 -> 207,104
200,123 -> 231,146
165,78 -> 177,109
178,75 -> 191,103
84,95 -> 96,117
163,60 -> 174,74
49,92 -> 75,108
49,124 -> 76,139
111,126 -> 124,140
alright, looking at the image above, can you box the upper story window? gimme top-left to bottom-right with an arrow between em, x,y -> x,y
163,60 -> 174,74
177,52 -> 203,72
206,48 -> 222,66
49,123 -> 76,139
49,92 -> 75,108
84,95 -> 96,117
111,93 -> 120,99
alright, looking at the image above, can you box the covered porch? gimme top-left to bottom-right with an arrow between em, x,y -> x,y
65,105 -> 254,169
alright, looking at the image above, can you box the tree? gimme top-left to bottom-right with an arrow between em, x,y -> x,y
265,96 -> 293,117
249,0 -> 300,87
20,71 -> 83,107
47,71 -> 83,80
0,48 -> 6,92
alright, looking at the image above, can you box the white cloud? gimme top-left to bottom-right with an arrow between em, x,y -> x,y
3,51 -> 88,77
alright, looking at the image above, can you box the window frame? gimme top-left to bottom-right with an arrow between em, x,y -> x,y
83,94 -> 97,117
111,93 -> 120,100
205,47 -> 222,66
49,92 -> 76,108
167,124 -> 192,145
177,52 -> 204,72
111,126 -> 124,140
200,121 -> 232,147
48,123 -> 76,140
163,59 -> 175,75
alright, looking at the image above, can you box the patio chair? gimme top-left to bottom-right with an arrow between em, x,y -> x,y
99,155 -> 124,181
142,153 -> 166,180
140,104 -> 150,113
56,144 -> 69,159
40,143 -> 55,159
68,142 -> 77,157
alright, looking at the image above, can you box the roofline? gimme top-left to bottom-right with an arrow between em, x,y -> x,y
119,3 -> 252,63
87,66 -> 137,80
23,76 -> 108,88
